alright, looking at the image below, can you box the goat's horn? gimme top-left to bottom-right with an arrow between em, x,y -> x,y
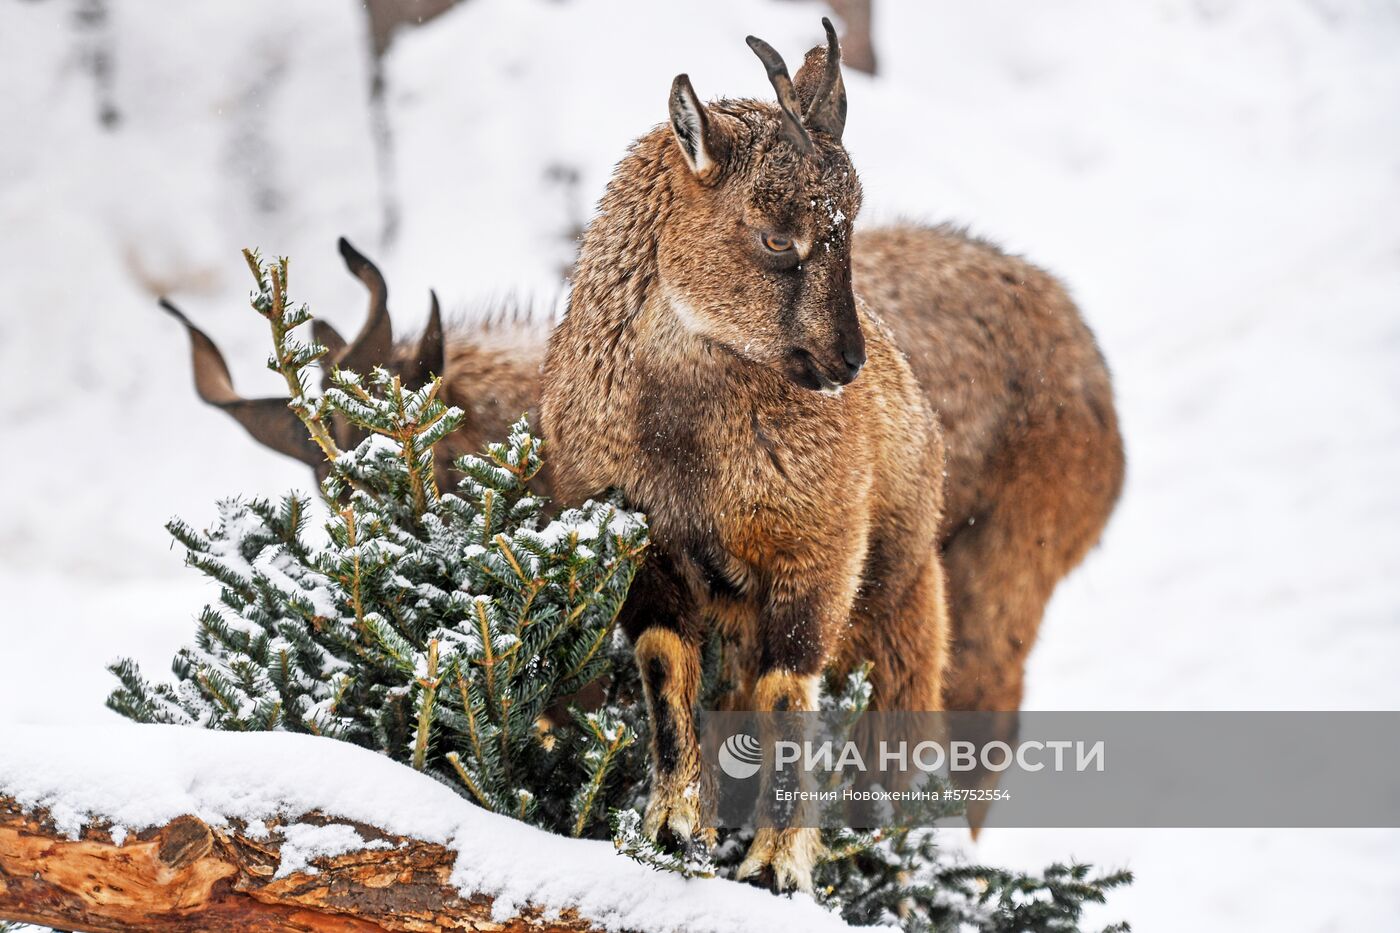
745,34 -> 811,152
420,290 -> 445,374
802,18 -> 845,139
400,289 -> 446,389
159,298 -> 322,466
335,236 -> 394,377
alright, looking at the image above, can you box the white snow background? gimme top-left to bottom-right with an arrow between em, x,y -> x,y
1,0 -> 1398,929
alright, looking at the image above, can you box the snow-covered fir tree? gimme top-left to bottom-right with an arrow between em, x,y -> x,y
108,250 -> 649,838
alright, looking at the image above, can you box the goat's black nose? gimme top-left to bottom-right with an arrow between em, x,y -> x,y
841,346 -> 866,381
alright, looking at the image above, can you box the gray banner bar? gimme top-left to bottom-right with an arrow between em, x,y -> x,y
695,711 -> 1400,828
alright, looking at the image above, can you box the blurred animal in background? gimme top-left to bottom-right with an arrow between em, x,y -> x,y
854,223 -> 1123,829
159,237 -> 545,487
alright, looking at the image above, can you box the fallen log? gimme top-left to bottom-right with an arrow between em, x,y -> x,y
0,798 -> 597,932
0,725 -> 858,933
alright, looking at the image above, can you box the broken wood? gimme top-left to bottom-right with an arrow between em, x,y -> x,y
0,796 -> 599,932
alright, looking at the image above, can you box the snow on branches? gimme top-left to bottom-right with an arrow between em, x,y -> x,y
107,251 -> 649,841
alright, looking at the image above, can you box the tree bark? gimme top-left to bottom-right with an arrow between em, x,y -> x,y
0,797 -> 600,932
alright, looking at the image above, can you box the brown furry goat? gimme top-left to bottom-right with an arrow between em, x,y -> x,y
539,21 -> 951,891
855,225 -> 1124,722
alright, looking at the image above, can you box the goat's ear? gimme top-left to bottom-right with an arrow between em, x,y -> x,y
404,291 -> 446,388
313,319 -> 347,363
669,74 -> 725,183
159,298 -> 323,467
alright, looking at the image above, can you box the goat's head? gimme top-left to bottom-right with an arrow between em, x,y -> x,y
662,18 -> 864,392
162,237 -> 444,483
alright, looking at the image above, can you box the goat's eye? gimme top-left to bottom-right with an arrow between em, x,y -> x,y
762,233 -> 794,253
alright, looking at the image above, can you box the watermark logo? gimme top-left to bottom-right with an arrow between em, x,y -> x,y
718,732 -> 763,779
699,711 -> 1400,829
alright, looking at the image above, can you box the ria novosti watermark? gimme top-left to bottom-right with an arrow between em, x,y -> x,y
749,735 -> 1105,776
697,711 -> 1400,829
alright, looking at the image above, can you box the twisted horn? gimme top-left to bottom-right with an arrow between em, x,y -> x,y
745,34 -> 811,152
403,289 -> 446,388
159,298 -> 322,466
421,290 -> 445,372
802,18 -> 846,140
335,236 -> 394,377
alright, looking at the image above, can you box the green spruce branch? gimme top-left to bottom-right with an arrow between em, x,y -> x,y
242,248 -> 340,463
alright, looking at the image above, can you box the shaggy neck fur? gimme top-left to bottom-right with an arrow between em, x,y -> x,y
569,130 -> 674,340
564,127 -> 754,394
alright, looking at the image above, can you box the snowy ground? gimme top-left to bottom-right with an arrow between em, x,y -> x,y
0,725 -> 859,933
2,0 -> 1398,929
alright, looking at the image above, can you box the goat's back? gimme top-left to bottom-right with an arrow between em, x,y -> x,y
853,223 -> 1124,548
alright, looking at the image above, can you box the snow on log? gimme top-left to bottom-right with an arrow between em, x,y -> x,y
0,725 -> 863,933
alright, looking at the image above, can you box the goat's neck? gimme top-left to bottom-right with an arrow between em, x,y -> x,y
569,133 -> 680,355
569,134 -> 751,396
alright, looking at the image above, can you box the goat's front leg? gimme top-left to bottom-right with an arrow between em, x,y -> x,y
735,666 -> 825,893
736,570 -> 857,893
635,625 -> 706,846
621,557 -> 710,849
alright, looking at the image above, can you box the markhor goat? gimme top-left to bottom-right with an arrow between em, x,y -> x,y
540,21 -> 951,891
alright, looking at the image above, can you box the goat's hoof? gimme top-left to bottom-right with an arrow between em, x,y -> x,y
642,780 -> 708,848
736,826 -> 821,894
